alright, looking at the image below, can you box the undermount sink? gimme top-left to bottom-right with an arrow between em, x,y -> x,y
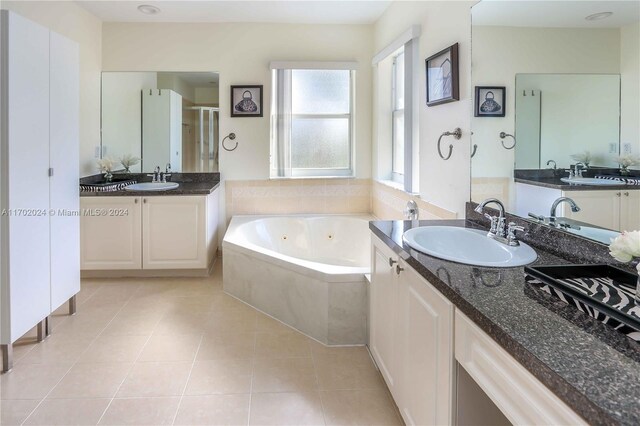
560,177 -> 622,186
125,182 -> 179,191
402,226 -> 537,268
565,226 -> 620,245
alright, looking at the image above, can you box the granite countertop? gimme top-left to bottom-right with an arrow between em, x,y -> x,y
79,172 -> 220,197
514,175 -> 639,191
370,219 -> 640,426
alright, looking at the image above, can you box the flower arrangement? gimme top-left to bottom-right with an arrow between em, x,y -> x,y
120,154 -> 140,173
570,151 -> 592,166
616,154 -> 640,175
96,157 -> 116,182
609,230 -> 640,304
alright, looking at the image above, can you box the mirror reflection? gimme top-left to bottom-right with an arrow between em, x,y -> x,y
101,72 -> 220,173
471,0 -> 640,245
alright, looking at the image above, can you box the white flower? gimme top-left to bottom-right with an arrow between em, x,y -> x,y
616,154 -> 640,168
571,151 -> 592,164
120,154 -> 140,168
96,157 -> 115,172
609,231 -> 640,263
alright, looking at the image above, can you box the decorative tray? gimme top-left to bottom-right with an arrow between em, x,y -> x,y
80,179 -> 137,192
524,264 -> 640,339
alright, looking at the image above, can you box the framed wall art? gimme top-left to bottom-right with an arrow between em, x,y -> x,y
425,43 -> 459,106
230,85 -> 263,117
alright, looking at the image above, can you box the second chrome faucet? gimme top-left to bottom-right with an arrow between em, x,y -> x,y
474,198 -> 526,246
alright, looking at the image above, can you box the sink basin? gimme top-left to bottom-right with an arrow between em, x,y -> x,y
560,177 -> 622,186
125,182 -> 179,191
565,226 -> 620,245
402,226 -> 537,268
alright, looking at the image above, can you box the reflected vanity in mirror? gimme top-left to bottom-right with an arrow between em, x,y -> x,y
471,1 -> 640,245
101,72 -> 220,173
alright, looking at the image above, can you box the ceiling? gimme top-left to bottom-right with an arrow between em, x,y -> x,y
473,0 -> 640,28
77,0 -> 392,24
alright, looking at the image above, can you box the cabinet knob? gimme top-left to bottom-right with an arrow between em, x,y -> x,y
143,198 -> 147,204
396,264 -> 404,275
624,192 -> 629,197
134,199 -> 138,204
389,258 -> 397,267
616,192 -> 621,197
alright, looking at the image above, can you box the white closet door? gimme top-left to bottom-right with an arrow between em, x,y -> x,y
3,11 -> 51,342
49,31 -> 80,311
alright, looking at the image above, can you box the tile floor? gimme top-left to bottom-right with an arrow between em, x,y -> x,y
0,263 -> 402,425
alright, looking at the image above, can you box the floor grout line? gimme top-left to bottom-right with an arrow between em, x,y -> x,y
170,333 -> 204,426
20,283 -> 140,426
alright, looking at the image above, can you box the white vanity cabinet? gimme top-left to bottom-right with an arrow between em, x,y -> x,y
369,235 -> 454,425
515,183 -> 640,231
1,10 -> 80,371
80,191 -> 219,273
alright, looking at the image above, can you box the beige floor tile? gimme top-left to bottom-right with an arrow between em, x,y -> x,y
196,333 -> 256,360
256,313 -> 294,334
184,359 -> 252,395
174,394 -> 250,426
204,308 -> 258,335
255,331 -> 312,358
137,333 -> 202,362
52,311 -> 117,337
23,398 -> 110,425
320,389 -> 402,426
77,335 -> 148,364
252,357 -> 318,393
102,311 -> 163,336
249,391 -> 326,426
0,400 -> 40,425
17,336 -> 95,365
49,362 -> 132,399
98,397 -> 180,425
117,362 -> 191,397
0,363 -> 72,400
152,311 -> 208,336
314,350 -> 385,391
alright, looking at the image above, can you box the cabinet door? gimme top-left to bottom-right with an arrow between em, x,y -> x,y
397,261 -> 454,426
49,31 -> 80,310
142,196 -> 207,269
80,197 -> 142,270
562,190 -> 620,231
369,236 -> 399,396
2,10 -> 51,342
620,190 -> 640,232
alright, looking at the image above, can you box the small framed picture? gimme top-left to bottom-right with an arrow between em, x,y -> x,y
425,43 -> 459,107
475,86 -> 506,117
230,85 -> 263,117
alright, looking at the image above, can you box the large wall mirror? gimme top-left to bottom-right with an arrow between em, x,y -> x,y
471,1 -> 640,245
101,72 -> 220,173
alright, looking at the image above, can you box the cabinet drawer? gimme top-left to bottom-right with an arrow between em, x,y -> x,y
455,311 -> 585,425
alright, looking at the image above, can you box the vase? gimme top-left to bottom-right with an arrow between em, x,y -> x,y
621,165 -> 630,176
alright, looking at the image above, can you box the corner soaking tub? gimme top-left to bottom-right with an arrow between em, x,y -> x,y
222,215 -> 371,345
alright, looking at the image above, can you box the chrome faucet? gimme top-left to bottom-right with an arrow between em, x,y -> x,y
549,197 -> 581,225
160,163 -> 172,183
404,200 -> 419,220
474,198 -> 507,239
475,198 -> 526,246
574,162 -> 587,178
546,159 -> 557,169
147,166 -> 161,183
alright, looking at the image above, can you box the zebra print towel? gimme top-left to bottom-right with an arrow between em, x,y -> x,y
594,175 -> 640,185
525,274 -> 640,341
80,180 -> 137,192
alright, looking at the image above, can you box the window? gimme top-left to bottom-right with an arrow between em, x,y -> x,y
271,68 -> 355,178
392,51 -> 405,182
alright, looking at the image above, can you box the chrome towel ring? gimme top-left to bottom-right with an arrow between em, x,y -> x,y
471,144 -> 478,158
499,132 -> 516,150
222,133 -> 238,151
437,128 -> 462,160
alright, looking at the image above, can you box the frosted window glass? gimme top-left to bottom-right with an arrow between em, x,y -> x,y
291,118 -> 349,168
292,70 -> 350,114
393,112 -> 404,175
394,52 -> 404,110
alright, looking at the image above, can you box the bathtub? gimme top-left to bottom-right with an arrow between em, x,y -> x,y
222,215 -> 371,345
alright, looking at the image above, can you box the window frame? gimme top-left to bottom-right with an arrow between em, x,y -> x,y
271,69 -> 356,179
391,51 -> 405,184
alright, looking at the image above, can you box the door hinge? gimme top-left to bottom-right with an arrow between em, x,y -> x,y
48,168 -> 54,177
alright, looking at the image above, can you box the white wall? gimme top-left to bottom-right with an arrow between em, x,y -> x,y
620,22 -> 640,157
2,1 -> 102,177
373,1 -> 474,216
471,26 -> 621,182
195,87 -> 219,105
101,72 -> 157,171
102,22 -> 373,181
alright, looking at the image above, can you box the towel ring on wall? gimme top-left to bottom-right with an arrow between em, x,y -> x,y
437,127 -> 462,160
222,133 -> 238,151
499,132 -> 516,150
